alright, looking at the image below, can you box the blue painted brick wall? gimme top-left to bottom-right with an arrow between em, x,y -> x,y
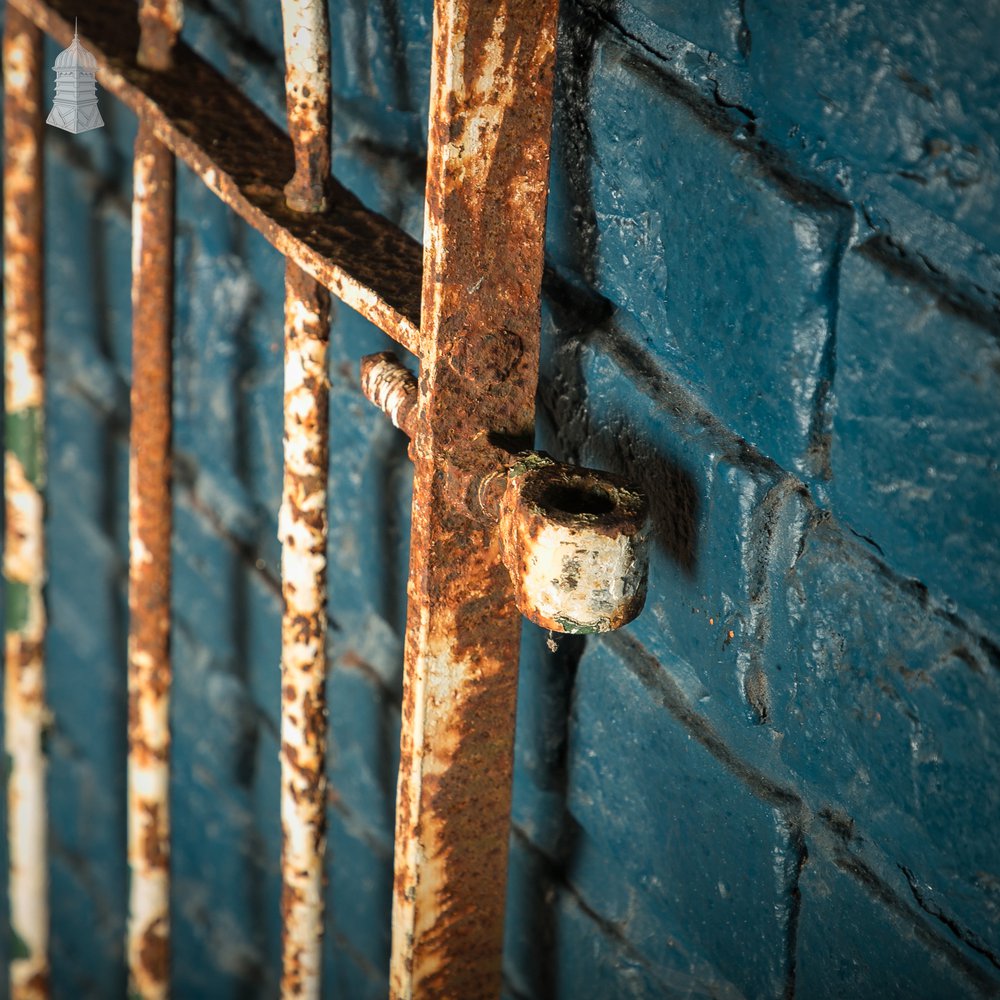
1,0 -> 998,996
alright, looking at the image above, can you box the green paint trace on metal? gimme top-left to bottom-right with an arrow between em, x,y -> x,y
9,927 -> 31,961
4,580 -> 32,633
553,615 -> 606,635
507,451 -> 554,480
5,407 -> 46,490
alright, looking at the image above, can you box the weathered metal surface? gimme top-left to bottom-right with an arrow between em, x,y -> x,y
498,457 -> 650,633
127,117 -> 175,1000
277,3 -> 333,990
280,0 -> 330,213
361,357 -> 650,633
391,1 -> 560,997
360,352 -> 419,439
137,0 -> 181,71
3,10 -> 49,998
11,0 -> 422,355
279,263 -> 331,1000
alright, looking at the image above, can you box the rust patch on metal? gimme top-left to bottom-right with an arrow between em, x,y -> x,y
281,0 -> 330,213
127,118 -> 175,1000
390,1 -> 561,997
11,0 -> 422,354
137,917 -> 169,988
137,0 -> 181,71
4,10 -> 50,999
279,261 -> 331,1000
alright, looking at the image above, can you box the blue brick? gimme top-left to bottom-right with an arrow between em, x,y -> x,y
546,340 -> 795,747
186,6 -> 287,131
325,813 -> 393,993
176,160 -> 241,262
327,667 -> 397,844
324,666 -> 398,989
553,30 -> 849,475
829,247 -> 1000,628
48,848 -> 126,1000
239,0 -> 285,64
325,942 -> 388,1000
505,832 -> 678,1000
45,311 -> 129,997
795,851 -> 981,999
563,639 -> 796,998
745,0 -> 1000,253
504,837 -> 692,1000
511,628 -> 581,859
503,834 -> 552,999
170,500 -> 269,999
329,0 -> 424,114
553,890 -> 691,999
765,517 -> 1000,961
619,0 -> 750,63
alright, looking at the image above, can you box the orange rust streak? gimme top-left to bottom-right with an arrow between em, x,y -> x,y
127,119 -> 174,1000
3,10 -> 50,999
391,1 -> 561,997
279,262 -> 331,1000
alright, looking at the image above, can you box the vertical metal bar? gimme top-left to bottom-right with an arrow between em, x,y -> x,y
137,0 -> 183,71
280,0 -> 331,214
390,2 -> 560,997
278,263 -> 330,999
3,8 -> 49,999
127,5 -> 180,998
278,3 -> 332,996
127,120 -> 175,1000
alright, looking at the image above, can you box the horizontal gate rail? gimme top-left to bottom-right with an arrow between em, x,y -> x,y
10,0 -> 422,356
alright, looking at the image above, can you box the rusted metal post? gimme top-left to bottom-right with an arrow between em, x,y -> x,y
3,9 -> 49,998
391,2 -> 561,997
278,3 -> 333,996
126,5 -> 180,999
127,119 -> 175,1000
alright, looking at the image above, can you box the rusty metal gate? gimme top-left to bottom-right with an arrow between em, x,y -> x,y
2,0 -> 649,996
